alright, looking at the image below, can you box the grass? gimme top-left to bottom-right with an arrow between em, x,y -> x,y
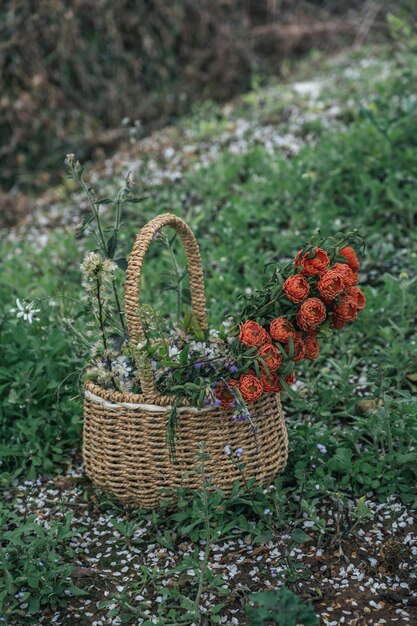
1,40 -> 417,625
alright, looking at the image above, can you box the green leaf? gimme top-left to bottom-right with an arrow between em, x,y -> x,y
328,447 -> 352,472
179,344 -> 190,366
76,212 -> 95,233
27,574 -> 40,589
126,195 -> 148,203
28,594 -> 40,613
114,257 -> 128,271
246,588 -> 318,626
95,198 -> 114,205
291,528 -> 312,544
106,232 -> 118,259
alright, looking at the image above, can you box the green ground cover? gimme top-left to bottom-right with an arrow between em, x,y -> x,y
1,41 -> 417,625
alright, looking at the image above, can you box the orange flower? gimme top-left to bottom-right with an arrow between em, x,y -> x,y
304,332 -> 320,360
270,317 -> 295,342
296,297 -> 327,331
286,332 -> 306,363
283,274 -> 310,303
332,262 -> 358,288
346,286 -> 366,311
265,371 -> 296,391
295,247 -> 330,276
239,320 -> 269,347
317,270 -> 345,302
286,372 -> 296,386
260,370 -> 281,393
215,381 -> 238,408
258,343 -> 282,372
340,246 -> 360,272
333,295 -> 358,323
332,314 -> 346,330
239,372 -> 264,403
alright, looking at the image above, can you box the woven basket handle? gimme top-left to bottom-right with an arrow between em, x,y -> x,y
125,213 -> 208,401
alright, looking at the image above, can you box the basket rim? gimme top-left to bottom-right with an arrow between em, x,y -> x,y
84,386 -> 214,414
84,380 -> 281,414
84,380 -> 177,408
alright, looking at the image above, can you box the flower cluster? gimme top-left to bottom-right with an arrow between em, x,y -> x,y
83,233 -> 366,427
85,353 -> 136,393
219,242 -> 366,408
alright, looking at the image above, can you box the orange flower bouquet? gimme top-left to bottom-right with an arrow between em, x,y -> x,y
216,235 -> 366,415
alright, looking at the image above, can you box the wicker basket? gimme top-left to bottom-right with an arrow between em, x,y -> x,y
83,213 -> 288,508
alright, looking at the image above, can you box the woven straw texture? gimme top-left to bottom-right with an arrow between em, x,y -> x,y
82,213 -> 288,508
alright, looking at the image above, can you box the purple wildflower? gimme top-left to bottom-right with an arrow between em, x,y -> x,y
224,445 -> 232,456
193,362 -> 204,369
317,443 -> 327,454
231,412 -> 251,423
235,447 -> 244,458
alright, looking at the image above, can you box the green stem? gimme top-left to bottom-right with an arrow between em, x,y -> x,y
233,459 -> 279,536
165,234 -> 183,321
79,176 -> 107,255
193,450 -> 212,619
62,319 -> 91,347
194,533 -> 211,619
112,277 -> 127,334
96,279 -> 108,353
114,189 -> 123,233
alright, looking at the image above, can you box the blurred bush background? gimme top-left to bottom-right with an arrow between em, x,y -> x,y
0,0 -> 411,195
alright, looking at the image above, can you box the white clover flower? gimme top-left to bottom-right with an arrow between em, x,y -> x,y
11,299 -> 40,324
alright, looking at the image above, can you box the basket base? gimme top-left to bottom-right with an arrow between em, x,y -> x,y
83,382 -> 288,509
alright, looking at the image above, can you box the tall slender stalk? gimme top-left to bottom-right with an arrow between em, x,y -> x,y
78,176 -> 128,335
193,445 -> 212,619
96,279 -> 108,354
78,176 -> 107,254
111,190 -> 128,334
165,233 -> 183,321
112,277 -> 127,334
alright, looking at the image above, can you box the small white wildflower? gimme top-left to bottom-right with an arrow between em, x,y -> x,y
64,153 -> 75,167
222,317 -> 234,329
11,299 -> 40,324
168,345 -> 180,357
113,356 -> 132,378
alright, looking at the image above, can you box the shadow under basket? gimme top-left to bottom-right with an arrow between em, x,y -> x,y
82,213 -> 289,509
